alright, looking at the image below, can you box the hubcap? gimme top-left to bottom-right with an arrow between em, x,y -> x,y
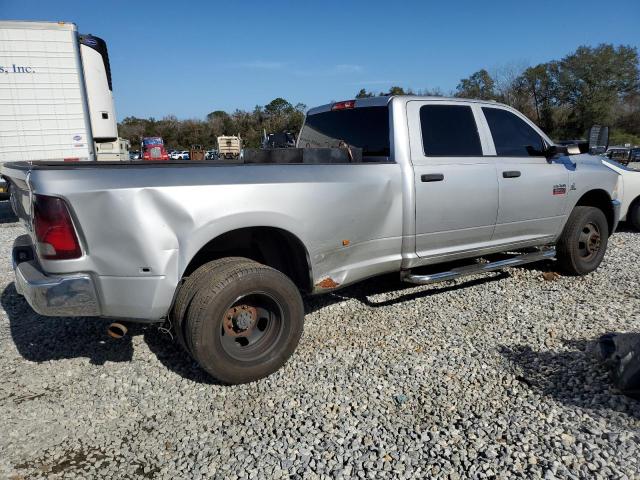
219,293 -> 283,361
577,222 -> 601,261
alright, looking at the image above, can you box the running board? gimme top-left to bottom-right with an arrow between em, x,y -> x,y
401,248 -> 556,285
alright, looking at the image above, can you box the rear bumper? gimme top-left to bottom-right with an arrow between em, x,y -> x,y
12,235 -> 100,317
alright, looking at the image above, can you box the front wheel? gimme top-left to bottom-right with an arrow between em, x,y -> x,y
628,199 -> 640,231
556,206 -> 608,275
184,258 -> 304,384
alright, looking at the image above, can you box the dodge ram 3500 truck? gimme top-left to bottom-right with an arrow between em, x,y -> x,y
3,96 -> 621,384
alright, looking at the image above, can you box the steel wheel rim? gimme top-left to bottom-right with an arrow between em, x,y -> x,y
577,221 -> 601,261
219,292 -> 284,362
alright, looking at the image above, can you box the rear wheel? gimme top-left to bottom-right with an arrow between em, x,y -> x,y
171,257 -> 251,352
184,258 -> 304,384
556,206 -> 608,275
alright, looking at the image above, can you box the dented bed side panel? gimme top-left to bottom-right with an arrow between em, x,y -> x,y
24,162 -> 404,319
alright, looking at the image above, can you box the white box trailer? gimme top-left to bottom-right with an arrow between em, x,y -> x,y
0,21 -> 119,192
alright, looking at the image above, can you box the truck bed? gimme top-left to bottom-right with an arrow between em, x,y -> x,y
2,147 -> 374,172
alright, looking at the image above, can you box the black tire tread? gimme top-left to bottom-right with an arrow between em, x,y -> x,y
186,258 -> 303,384
556,206 -> 608,275
171,257 -> 253,353
628,198 -> 640,231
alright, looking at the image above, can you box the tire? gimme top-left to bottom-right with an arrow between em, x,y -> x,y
171,257 -> 253,353
185,258 -> 304,384
628,199 -> 640,231
556,206 -> 608,275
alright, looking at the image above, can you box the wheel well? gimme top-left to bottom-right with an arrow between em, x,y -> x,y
183,227 -> 312,292
575,189 -> 615,235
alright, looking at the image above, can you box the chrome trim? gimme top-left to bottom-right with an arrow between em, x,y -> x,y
401,248 -> 556,285
12,237 -> 100,316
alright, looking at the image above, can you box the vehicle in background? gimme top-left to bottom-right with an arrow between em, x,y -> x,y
601,158 -> 640,230
217,135 -> 242,159
262,132 -> 296,149
0,21 -> 121,193
129,150 -> 140,160
96,138 -> 130,161
630,147 -> 640,163
605,147 -> 631,165
141,137 -> 169,161
189,145 -> 206,161
205,150 -> 217,160
3,96 -> 621,384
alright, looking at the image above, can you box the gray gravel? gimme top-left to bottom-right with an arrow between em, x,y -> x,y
1,200 -> 639,479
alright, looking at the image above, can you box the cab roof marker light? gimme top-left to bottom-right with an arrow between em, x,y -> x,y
332,100 -> 356,111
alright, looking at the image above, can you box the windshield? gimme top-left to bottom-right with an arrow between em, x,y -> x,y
298,106 -> 390,158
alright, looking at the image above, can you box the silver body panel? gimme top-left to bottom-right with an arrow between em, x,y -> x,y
2,96 -> 620,321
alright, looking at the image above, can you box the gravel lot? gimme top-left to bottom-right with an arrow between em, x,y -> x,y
1,199 -> 639,479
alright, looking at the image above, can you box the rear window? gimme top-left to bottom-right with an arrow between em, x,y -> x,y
298,106 -> 390,159
420,105 -> 482,156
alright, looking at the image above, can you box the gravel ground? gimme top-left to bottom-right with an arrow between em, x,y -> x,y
1,199 -> 639,479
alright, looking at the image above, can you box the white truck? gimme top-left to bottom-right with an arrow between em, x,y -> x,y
0,20 -> 120,193
3,96 -> 621,384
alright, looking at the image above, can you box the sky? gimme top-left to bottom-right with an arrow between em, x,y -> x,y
2,0 -> 639,120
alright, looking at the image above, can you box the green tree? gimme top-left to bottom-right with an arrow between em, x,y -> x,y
355,88 -> 375,98
264,97 -> 294,116
555,44 -> 640,136
455,69 -> 496,100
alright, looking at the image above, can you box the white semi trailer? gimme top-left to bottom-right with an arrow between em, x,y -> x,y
0,20 -> 121,193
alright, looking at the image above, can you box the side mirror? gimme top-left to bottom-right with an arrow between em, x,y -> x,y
588,125 -> 609,154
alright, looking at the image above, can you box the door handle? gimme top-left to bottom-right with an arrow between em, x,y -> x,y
502,170 -> 521,178
421,173 -> 444,182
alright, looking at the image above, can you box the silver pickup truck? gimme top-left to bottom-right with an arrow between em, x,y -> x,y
3,96 -> 620,384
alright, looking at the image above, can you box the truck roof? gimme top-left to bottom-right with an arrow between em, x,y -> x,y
0,20 -> 77,31
306,95 -> 509,115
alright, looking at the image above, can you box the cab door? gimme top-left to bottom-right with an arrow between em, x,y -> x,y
480,106 -> 570,243
407,101 -> 499,258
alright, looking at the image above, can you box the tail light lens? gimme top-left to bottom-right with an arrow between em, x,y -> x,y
33,194 -> 82,260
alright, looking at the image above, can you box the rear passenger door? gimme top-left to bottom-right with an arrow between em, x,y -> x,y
407,101 -> 498,258
481,107 -> 569,243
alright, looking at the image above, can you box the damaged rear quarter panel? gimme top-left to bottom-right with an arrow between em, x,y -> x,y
29,162 -> 404,318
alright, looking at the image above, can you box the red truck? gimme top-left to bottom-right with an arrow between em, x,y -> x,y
141,137 -> 169,161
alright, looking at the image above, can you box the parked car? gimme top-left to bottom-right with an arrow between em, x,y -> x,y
605,147 -> 631,165
129,150 -> 140,160
169,151 -> 190,160
601,158 -> 640,230
3,96 -> 620,384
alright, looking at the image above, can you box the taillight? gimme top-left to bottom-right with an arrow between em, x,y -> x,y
332,100 -> 356,110
33,195 -> 82,260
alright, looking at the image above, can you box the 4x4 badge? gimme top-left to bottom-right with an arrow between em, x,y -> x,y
553,184 -> 567,195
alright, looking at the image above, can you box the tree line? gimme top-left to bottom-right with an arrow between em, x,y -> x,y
119,98 -> 306,150
357,44 -> 640,145
119,43 -> 640,150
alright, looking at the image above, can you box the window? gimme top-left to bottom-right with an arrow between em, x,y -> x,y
419,105 -> 482,156
298,106 -> 390,158
482,107 -> 544,157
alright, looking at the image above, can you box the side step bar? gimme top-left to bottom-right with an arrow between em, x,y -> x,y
401,248 -> 556,286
